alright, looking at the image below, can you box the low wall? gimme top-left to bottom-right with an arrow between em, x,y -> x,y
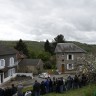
4,73 -> 17,83
17,73 -> 33,79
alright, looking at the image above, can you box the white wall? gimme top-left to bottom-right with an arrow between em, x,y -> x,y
4,73 -> 17,83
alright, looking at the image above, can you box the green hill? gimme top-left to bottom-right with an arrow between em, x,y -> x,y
68,41 -> 96,54
0,40 -> 44,55
0,40 -> 96,55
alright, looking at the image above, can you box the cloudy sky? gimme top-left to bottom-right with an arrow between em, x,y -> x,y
0,0 -> 96,44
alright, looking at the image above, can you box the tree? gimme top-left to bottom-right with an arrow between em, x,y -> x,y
76,54 -> 96,82
14,39 -> 29,57
51,34 -> 65,54
37,51 -> 51,61
29,51 -> 37,59
54,34 -> 65,43
44,40 -> 52,54
44,61 -> 52,69
76,54 -> 96,74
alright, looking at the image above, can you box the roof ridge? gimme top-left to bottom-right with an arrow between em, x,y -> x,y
55,43 -> 86,53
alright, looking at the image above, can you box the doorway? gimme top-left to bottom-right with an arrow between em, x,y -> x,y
61,64 -> 64,73
0,73 -> 3,84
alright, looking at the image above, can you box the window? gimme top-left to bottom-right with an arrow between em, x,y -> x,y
8,69 -> 11,76
67,54 -> 74,60
8,68 -> 15,76
67,64 -> 74,70
9,57 -> 14,66
12,68 -> 15,74
69,55 -> 72,59
62,53 -> 64,56
0,59 -> 5,67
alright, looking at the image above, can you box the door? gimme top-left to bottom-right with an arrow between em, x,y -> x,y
0,74 -> 1,84
0,74 -> 3,84
1,74 -> 3,83
62,64 -> 64,73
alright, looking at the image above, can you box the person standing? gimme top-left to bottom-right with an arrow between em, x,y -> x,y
33,80 -> 40,96
17,83 -> 24,96
0,87 -> 4,96
40,81 -> 46,95
11,84 -> 17,96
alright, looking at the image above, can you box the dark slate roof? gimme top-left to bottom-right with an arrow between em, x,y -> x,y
19,59 -> 43,66
55,43 -> 86,53
0,44 -> 17,55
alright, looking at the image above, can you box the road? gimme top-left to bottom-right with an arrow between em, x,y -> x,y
0,74 -> 73,88
33,74 -> 70,83
24,74 -> 70,88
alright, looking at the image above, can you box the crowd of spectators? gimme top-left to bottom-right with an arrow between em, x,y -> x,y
0,74 -> 88,96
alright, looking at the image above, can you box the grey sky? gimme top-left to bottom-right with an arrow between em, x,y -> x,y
0,0 -> 96,44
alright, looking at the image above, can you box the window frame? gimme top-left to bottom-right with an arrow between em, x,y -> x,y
8,68 -> 15,76
67,64 -> 74,70
0,59 -> 5,67
67,54 -> 74,60
9,57 -> 14,66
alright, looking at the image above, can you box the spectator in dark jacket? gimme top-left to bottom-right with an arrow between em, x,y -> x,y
44,79 -> 50,93
4,87 -> 12,96
49,78 -> 53,92
11,84 -> 17,96
59,78 -> 64,93
33,80 -> 40,96
82,74 -> 87,86
52,77 -> 56,92
66,76 -> 73,90
0,87 -> 4,96
73,75 -> 79,89
40,81 -> 46,95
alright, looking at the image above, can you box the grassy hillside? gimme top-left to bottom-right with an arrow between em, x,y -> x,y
0,40 -> 44,54
68,41 -> 96,54
0,40 -> 96,55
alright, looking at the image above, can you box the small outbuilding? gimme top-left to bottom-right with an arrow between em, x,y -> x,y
18,59 -> 44,74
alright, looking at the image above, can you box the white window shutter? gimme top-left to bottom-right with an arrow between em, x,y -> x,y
14,68 -> 15,73
72,55 -> 74,60
8,70 -> 10,76
11,69 -> 13,76
67,55 -> 69,60
72,64 -> 74,69
9,57 -> 14,66
13,68 -> 15,74
67,64 -> 69,70
3,59 -> 5,66
12,58 -> 14,65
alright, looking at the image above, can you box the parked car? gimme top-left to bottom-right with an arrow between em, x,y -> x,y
39,72 -> 50,78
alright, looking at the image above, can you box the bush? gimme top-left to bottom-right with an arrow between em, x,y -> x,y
44,61 -> 52,69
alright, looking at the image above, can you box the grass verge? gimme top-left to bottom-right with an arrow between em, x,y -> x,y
22,84 -> 96,96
